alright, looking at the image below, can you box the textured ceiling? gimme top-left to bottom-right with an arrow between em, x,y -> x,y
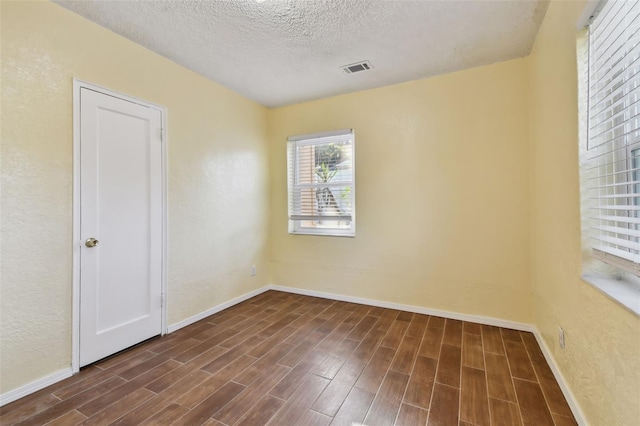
54,0 -> 549,108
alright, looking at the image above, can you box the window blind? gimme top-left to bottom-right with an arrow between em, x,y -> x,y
586,0 -> 640,273
287,130 -> 355,236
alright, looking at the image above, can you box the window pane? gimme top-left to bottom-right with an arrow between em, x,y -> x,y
287,131 -> 355,236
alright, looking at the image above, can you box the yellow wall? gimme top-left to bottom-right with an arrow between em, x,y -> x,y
528,1 -> 640,424
268,58 -> 532,324
0,1 -> 269,393
3,1 -> 639,423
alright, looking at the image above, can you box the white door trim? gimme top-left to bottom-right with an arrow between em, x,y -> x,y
72,79 -> 168,373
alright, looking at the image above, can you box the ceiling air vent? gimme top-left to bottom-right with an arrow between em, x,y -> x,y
342,60 -> 374,74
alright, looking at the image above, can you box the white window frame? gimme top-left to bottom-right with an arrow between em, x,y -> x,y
287,129 -> 356,237
578,0 -> 640,316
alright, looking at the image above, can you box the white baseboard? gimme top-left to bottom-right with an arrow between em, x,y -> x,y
166,286 -> 270,333
0,368 -> 73,407
267,284 -> 535,332
532,329 -> 588,425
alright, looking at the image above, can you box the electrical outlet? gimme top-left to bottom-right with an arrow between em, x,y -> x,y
558,327 -> 565,350
251,265 -> 256,276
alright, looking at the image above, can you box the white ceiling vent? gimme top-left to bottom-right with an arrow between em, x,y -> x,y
342,61 -> 374,74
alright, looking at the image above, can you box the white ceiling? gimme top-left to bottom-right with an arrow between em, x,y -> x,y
54,0 -> 549,108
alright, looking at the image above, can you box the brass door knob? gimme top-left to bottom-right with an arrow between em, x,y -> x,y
85,238 -> 99,248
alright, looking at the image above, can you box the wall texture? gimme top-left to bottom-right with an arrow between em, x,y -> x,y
3,1 -> 639,423
527,1 -> 640,424
1,1 -> 269,394
268,59 -> 532,324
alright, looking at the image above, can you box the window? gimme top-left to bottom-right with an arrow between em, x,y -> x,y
581,0 -> 640,277
287,129 -> 355,236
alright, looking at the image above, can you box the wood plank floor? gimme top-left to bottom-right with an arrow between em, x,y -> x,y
0,291 -> 577,426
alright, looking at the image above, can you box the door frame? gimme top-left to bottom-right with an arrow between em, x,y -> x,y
72,79 -> 168,373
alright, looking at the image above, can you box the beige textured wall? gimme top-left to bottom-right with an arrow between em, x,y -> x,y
528,1 -> 640,424
1,1 -> 269,393
268,59 -> 532,324
3,2 -> 639,423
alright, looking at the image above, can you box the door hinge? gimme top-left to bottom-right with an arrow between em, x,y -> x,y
160,293 -> 164,307
160,128 -> 165,142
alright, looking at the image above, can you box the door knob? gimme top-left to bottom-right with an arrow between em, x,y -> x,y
85,238 -> 99,248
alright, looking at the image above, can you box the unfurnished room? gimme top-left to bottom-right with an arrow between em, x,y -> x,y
0,0 -> 639,425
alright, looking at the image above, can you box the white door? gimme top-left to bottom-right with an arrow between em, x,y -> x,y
79,87 -> 163,367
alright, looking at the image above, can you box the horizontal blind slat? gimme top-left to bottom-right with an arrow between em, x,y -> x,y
588,205 -> 640,210
592,224 -> 640,238
592,234 -> 640,251
590,215 -> 640,225
595,180 -> 640,189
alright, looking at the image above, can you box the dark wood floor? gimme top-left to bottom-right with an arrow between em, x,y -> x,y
0,290 -> 577,426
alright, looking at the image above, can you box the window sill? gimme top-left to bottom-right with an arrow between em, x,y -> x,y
290,230 -> 355,238
582,273 -> 640,317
